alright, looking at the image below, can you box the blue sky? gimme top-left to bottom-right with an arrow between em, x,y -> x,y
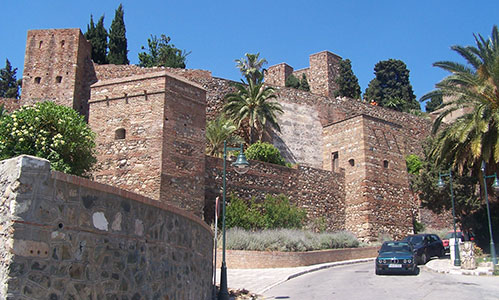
1,1 -> 498,109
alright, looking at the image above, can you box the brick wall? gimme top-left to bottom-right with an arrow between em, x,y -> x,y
216,247 -> 378,268
264,63 -> 293,87
0,98 -> 21,112
89,71 -> 207,217
21,29 -> 93,117
205,156 -> 346,231
0,155 -> 213,299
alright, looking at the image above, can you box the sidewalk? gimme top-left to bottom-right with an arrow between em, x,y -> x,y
424,257 -> 496,276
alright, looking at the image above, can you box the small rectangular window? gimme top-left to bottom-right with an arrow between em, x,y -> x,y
332,151 -> 339,172
56,76 -> 62,83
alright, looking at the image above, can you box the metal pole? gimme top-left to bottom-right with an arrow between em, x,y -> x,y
212,197 -> 219,300
449,170 -> 461,266
482,162 -> 498,265
218,141 -> 229,300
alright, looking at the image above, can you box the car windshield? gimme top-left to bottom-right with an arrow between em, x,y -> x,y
380,242 -> 411,253
406,236 -> 423,245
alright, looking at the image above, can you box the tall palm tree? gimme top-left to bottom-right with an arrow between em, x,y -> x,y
235,53 -> 267,85
205,114 -> 243,157
224,81 -> 283,144
421,25 -> 499,174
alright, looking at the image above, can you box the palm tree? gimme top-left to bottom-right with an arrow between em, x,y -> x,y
421,25 -> 499,174
206,114 -> 243,157
224,81 -> 283,144
235,53 -> 267,85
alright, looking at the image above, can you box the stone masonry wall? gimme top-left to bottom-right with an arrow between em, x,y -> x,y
89,71 -> 207,217
205,156 -> 346,231
89,72 -> 167,202
0,98 -> 21,112
21,29 -> 92,117
264,63 -> 293,87
0,155 -> 213,299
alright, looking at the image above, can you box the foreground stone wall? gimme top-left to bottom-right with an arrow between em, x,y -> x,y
0,155 -> 213,299
205,156 -> 346,231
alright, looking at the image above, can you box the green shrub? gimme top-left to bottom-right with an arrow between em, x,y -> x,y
245,141 -> 286,166
223,194 -> 307,230
413,219 -> 425,233
225,196 -> 263,230
405,154 -> 422,175
222,228 -> 359,251
262,194 -> 307,229
0,101 -> 96,176
285,74 -> 300,89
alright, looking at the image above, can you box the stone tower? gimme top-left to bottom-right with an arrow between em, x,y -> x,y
21,28 -> 95,117
265,51 -> 342,98
322,115 -> 414,241
89,71 -> 207,217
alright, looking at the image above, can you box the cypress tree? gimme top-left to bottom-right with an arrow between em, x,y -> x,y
334,59 -> 361,99
364,59 -> 418,112
0,59 -> 20,99
84,15 -> 108,64
107,4 -> 129,65
298,74 -> 310,91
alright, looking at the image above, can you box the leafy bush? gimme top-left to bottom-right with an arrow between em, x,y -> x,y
406,154 -> 422,175
413,219 -> 425,233
0,101 -> 96,176
245,141 -> 286,166
224,194 -> 307,230
285,74 -> 300,89
262,194 -> 307,229
222,228 -> 359,252
225,196 -> 263,230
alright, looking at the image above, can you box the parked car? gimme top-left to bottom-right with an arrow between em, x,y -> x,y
442,231 -> 464,254
375,241 -> 417,275
403,234 -> 445,265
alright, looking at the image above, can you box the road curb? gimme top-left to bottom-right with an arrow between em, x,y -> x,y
257,258 -> 375,294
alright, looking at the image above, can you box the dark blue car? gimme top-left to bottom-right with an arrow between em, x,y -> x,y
375,241 -> 417,275
403,234 -> 445,265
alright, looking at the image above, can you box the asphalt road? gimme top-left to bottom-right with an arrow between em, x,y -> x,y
262,261 -> 499,300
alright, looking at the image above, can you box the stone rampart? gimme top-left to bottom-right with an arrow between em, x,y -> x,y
215,247 -> 378,268
0,155 -> 213,299
0,98 -> 21,112
205,156 -> 346,231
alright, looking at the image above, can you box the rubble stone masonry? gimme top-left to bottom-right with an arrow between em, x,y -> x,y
0,155 -> 213,299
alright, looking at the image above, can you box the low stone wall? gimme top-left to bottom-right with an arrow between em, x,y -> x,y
215,247 -> 378,268
0,155 -> 213,300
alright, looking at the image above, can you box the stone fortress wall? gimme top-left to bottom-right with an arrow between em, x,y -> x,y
0,155 -> 213,300
14,28 -> 433,242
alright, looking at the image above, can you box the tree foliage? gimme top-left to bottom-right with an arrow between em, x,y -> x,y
364,59 -> 419,112
334,58 -> 361,99
245,141 -> 286,166
285,74 -> 310,91
235,53 -> 267,85
224,81 -> 283,144
107,4 -> 129,65
0,59 -> 21,99
84,15 -> 108,65
138,34 -> 189,68
205,114 -> 243,157
424,94 -> 443,113
0,102 -> 96,176
411,139 -> 480,223
421,25 -> 499,177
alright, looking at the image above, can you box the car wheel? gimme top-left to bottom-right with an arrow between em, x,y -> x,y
421,253 -> 427,265
439,248 -> 445,258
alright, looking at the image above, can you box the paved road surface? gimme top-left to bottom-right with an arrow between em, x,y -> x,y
262,261 -> 499,300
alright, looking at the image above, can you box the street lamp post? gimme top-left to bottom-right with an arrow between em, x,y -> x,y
438,169 -> 461,266
218,141 -> 249,300
480,161 -> 498,266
